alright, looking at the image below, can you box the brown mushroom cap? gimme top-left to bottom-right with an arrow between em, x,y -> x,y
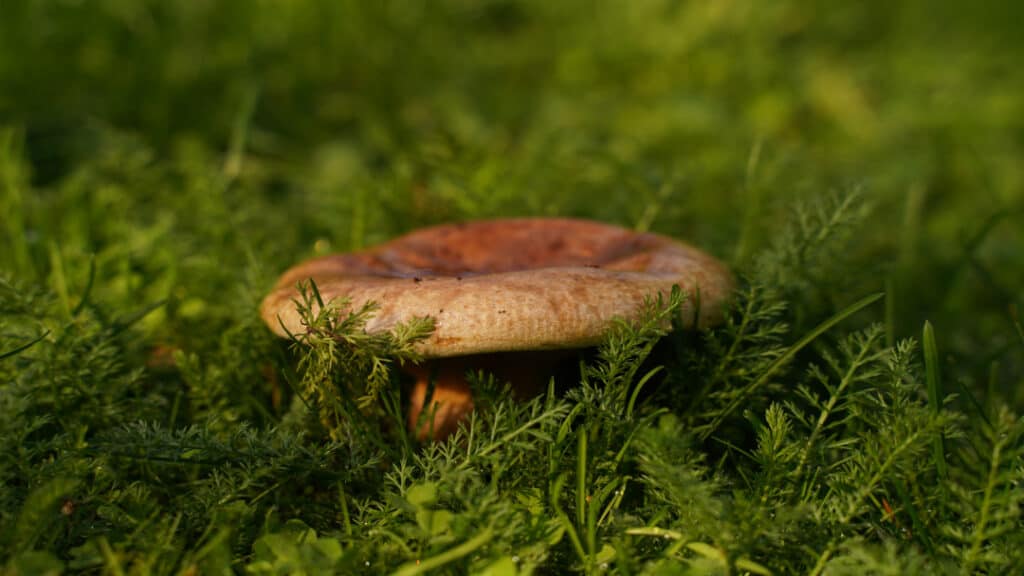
261,218 -> 733,356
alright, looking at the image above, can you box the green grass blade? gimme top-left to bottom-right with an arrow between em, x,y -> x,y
885,277 -> 896,348
0,330 -> 50,361
922,321 -> 947,480
71,254 -> 96,317
576,428 -> 587,538
390,526 -> 494,576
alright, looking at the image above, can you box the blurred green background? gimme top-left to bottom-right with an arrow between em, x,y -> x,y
1,0 -> 1022,399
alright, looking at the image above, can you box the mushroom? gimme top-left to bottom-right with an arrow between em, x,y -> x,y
261,218 -> 733,439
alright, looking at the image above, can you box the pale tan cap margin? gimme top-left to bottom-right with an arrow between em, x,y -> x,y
261,218 -> 734,357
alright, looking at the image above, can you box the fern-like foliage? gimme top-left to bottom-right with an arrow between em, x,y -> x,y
822,540 -> 947,576
0,276 -> 171,565
4,187 -> 1023,574
285,280 -> 434,440
176,278 -> 282,433
665,192 -> 872,446
683,280 -> 790,438
942,407 -> 1024,572
753,190 -> 874,312
577,284 -> 688,423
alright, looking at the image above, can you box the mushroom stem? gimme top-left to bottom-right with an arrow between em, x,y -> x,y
404,350 -> 575,440
406,364 -> 474,440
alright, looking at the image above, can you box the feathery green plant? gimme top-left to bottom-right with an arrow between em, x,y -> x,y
284,280 -> 434,442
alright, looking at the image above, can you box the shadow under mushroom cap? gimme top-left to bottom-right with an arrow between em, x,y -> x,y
261,218 -> 734,357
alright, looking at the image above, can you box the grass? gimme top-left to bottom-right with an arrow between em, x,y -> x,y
2,0 -> 1023,573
